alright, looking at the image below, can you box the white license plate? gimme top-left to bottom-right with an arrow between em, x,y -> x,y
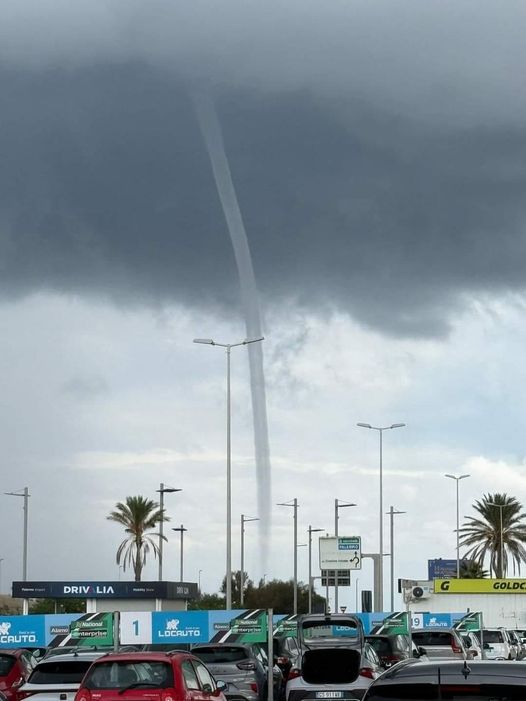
316,693 -> 344,699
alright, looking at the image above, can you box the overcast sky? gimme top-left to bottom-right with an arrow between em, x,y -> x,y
1,0 -> 526,610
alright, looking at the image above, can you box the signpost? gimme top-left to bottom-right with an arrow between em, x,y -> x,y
319,537 -> 361,612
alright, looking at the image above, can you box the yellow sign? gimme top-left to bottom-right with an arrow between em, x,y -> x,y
434,578 -> 526,594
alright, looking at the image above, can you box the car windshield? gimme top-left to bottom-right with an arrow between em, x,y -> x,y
412,632 -> 454,646
366,638 -> 393,655
481,631 -> 504,643
0,656 -> 15,677
84,661 -> 173,689
29,661 -> 94,684
192,647 -> 248,663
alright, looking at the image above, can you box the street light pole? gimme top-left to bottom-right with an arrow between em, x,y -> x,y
308,526 -> 323,613
5,487 -> 30,580
357,424 -> 405,610
488,500 -> 505,577
334,499 -> 357,613
241,515 -> 259,606
194,336 -> 264,609
445,474 -> 470,577
172,525 -> 187,580
157,484 -> 182,581
387,506 -> 406,611
278,499 -> 299,613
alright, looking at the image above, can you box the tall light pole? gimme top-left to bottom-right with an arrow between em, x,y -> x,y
194,336 -> 264,609
445,474 -> 470,577
357,423 -> 405,610
308,526 -> 323,613
387,506 -> 406,611
198,569 -> 203,594
334,499 -> 357,613
0,558 -> 3,594
488,500 -> 505,578
355,577 -> 360,612
172,525 -> 187,580
240,515 -> 259,606
157,484 -> 182,581
5,487 -> 30,580
278,498 -> 299,614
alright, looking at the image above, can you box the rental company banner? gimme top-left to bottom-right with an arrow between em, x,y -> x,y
434,578 -> 526,594
0,612 -> 114,648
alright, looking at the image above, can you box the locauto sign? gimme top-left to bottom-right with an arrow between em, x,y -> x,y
435,578 -> 526,594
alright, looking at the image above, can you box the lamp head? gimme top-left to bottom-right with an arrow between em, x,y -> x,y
193,338 -> 215,345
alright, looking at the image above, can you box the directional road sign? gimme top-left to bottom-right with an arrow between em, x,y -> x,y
319,536 -> 362,570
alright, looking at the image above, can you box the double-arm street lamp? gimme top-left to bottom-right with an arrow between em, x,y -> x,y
241,514 -> 259,605
194,336 -> 264,609
334,499 -> 357,612
278,498 -> 299,614
387,506 -> 406,611
357,423 -> 405,610
445,474 -> 470,577
487,500 -> 505,577
5,487 -> 30,581
172,524 -> 188,580
308,526 -> 324,613
157,484 -> 182,581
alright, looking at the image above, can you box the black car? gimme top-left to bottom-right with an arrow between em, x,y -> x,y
363,658 -> 526,700
365,634 -> 414,668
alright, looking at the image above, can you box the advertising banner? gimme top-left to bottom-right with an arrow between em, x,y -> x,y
434,578 -> 526,594
0,615 -> 45,647
152,611 -> 209,644
12,581 -> 198,600
69,613 -> 114,646
453,612 -> 482,631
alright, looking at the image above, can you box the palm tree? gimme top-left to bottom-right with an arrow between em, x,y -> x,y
459,493 -> 526,578
459,559 -> 488,579
107,496 -> 169,581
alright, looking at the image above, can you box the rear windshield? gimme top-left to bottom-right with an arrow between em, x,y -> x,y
84,661 -> 173,689
0,656 -> 15,676
366,638 -> 393,655
365,682 -> 526,700
302,621 -> 359,641
412,632 -> 453,646
29,661 -> 93,684
192,647 -> 248,663
481,630 -> 503,643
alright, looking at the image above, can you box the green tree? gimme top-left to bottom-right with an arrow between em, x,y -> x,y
245,578 -> 325,614
459,493 -> 526,578
220,571 -> 254,608
107,495 -> 168,581
189,593 -> 225,610
30,598 -> 85,613
459,560 -> 488,579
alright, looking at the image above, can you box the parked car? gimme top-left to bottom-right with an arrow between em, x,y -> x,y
460,632 -> 482,659
285,613 -> 369,700
473,628 -> 515,660
363,658 -> 526,700
507,630 -> 524,660
286,643 -> 382,701
74,651 -> 227,701
270,636 -> 301,682
365,634 -> 414,668
411,628 -> 468,660
0,650 -> 37,701
18,651 -> 106,701
192,643 -> 281,701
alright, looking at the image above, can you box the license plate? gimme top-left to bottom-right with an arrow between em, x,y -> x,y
316,693 -> 344,699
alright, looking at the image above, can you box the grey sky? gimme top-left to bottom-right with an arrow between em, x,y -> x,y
1,1 -> 526,336
2,1 -> 526,604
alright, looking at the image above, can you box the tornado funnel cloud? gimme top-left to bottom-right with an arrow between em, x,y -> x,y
194,93 -> 271,563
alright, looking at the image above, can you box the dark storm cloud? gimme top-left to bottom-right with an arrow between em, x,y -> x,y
2,1 -> 526,336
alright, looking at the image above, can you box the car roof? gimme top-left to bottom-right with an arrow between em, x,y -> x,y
93,652 -> 192,663
35,652 -> 105,663
412,627 -> 457,633
377,659 -> 526,682
0,649 -> 25,657
192,644 -> 251,649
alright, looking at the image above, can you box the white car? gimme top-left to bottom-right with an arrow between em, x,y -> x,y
18,652 -> 105,701
285,613 -> 376,701
475,628 -> 515,660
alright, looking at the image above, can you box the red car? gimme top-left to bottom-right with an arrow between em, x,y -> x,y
0,649 -> 36,701
74,652 -> 227,701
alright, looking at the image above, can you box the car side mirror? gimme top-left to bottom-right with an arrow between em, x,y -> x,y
483,643 -> 491,650
470,649 -> 478,656
215,681 -> 227,693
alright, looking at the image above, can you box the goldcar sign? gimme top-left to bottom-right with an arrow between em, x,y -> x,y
435,578 -> 526,594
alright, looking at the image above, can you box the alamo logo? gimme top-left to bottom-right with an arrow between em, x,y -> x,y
159,618 -> 201,639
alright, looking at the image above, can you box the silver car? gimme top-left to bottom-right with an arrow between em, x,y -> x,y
18,652 -> 105,701
411,628 -> 468,660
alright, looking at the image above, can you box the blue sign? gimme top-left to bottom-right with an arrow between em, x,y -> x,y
152,611 -> 208,644
0,615 -> 46,647
428,559 -> 465,579
422,613 -> 452,628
